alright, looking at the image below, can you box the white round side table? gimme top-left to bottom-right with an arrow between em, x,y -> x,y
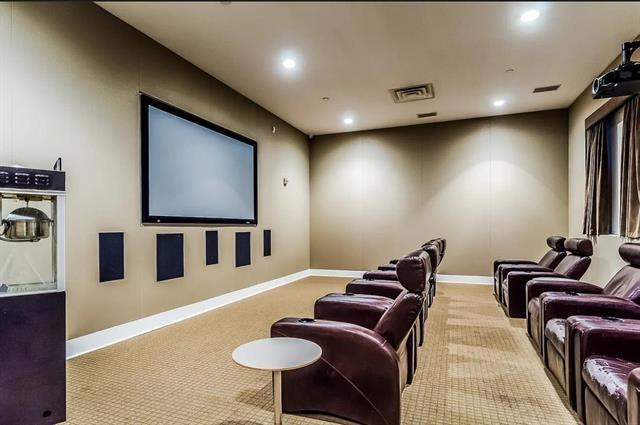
232,337 -> 322,424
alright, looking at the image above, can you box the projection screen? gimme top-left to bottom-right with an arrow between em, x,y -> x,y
141,95 -> 257,225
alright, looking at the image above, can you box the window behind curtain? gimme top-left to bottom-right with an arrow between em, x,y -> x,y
606,107 -> 624,235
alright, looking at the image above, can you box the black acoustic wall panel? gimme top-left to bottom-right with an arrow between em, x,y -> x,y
263,229 -> 271,257
206,231 -> 219,265
235,232 -> 251,267
99,232 -> 125,283
157,234 -> 184,281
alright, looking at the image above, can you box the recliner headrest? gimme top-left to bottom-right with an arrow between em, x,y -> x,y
564,238 -> 593,256
396,252 -> 429,293
421,244 -> 440,270
619,243 -> 640,267
373,292 -> 423,350
406,248 -> 425,258
546,236 -> 566,252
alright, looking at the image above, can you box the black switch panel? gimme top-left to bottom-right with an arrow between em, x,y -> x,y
0,166 -> 65,191
205,231 -> 219,266
157,234 -> 184,282
235,232 -> 251,267
99,232 -> 125,283
263,229 -> 271,257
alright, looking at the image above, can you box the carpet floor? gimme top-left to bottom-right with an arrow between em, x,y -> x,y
63,277 -> 579,424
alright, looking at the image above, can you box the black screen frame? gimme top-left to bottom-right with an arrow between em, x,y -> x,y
141,93 -> 258,226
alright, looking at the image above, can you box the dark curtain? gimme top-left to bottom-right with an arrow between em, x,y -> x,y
620,95 -> 640,238
583,120 -> 610,237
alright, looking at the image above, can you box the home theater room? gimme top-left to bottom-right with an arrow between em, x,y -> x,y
2,2 -> 640,425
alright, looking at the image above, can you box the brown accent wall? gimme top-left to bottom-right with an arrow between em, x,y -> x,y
310,110 -> 569,276
0,2 -> 310,338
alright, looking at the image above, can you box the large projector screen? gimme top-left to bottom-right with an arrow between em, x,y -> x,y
141,95 -> 257,225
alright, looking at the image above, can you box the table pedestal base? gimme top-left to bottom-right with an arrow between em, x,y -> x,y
273,370 -> 282,425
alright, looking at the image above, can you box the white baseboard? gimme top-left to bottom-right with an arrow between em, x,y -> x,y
437,274 -> 493,285
66,268 -> 492,359
66,269 -> 311,359
308,269 -> 366,278
309,269 -> 493,285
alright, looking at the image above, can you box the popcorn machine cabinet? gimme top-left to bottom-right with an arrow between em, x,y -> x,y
0,165 -> 66,425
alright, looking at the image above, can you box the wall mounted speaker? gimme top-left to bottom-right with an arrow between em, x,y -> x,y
235,232 -> 251,267
99,232 -> 124,283
206,231 -> 219,265
263,229 -> 271,257
157,234 -> 184,282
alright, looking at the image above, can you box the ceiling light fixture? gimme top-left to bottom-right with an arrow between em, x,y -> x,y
493,99 -> 506,107
520,10 -> 540,22
343,117 -> 354,125
282,58 -> 296,69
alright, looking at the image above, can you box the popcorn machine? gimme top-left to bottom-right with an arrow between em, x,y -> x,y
0,163 -> 66,425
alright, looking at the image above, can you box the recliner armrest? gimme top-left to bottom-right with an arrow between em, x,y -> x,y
314,293 -> 391,330
346,279 -> 404,299
493,259 -> 536,275
540,294 -> 640,333
506,271 -> 561,302
363,270 -> 399,281
575,320 -> 640,364
500,264 -> 552,276
526,278 -> 602,305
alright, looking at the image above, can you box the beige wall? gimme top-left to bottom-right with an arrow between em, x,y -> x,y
0,2 -> 310,339
310,110 -> 569,276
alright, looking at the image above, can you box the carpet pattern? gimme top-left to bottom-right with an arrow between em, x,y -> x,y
63,277 -> 578,424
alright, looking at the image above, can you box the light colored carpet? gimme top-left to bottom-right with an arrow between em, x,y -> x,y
63,277 -> 578,424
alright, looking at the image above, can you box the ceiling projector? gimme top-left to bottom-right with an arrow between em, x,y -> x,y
593,41 -> 640,99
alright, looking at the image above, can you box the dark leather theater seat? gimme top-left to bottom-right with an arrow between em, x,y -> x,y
314,254 -> 430,384
493,235 -> 566,303
568,320 -> 640,425
527,242 -> 640,358
271,288 -> 423,424
348,251 -> 431,344
501,238 -> 592,318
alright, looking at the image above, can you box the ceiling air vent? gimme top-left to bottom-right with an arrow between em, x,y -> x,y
417,112 -> 437,118
390,83 -> 435,103
533,84 -> 561,93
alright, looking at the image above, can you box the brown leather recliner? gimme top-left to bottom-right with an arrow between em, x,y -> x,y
384,237 -> 445,268
500,238 -> 592,318
524,245 -> 640,414
566,319 -> 640,425
271,288 -> 423,424
367,240 -> 440,303
493,236 -> 566,303
565,316 -> 640,423
377,243 -> 440,307
525,244 -> 640,385
314,254 -> 430,384
347,251 -> 431,346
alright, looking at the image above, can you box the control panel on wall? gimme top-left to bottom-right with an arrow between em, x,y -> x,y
0,166 -> 65,191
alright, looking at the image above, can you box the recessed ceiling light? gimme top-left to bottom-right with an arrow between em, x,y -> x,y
322,96 -> 330,101
343,117 -> 354,125
493,99 -> 506,107
520,10 -> 540,22
282,58 -> 296,69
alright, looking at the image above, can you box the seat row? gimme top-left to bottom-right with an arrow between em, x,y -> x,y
495,236 -> 640,425
270,238 -> 446,425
